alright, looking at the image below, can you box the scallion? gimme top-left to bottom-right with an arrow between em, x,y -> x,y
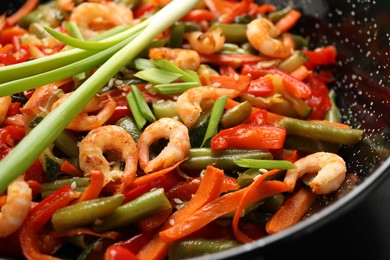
130,85 -> 156,122
153,58 -> 199,83
234,158 -> 296,170
201,95 -> 228,147
134,67 -> 182,84
153,81 -> 200,95
126,92 -> 147,130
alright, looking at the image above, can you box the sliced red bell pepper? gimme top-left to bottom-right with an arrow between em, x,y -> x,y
24,159 -> 48,183
302,45 -> 337,67
219,66 -> 237,76
6,102 -> 21,116
245,109 -> 268,125
106,95 -> 131,125
304,75 -> 332,120
19,185 -> 78,260
134,4 -> 156,19
182,9 -> 215,22
209,74 -> 251,92
0,45 -> 30,66
211,124 -> 286,150
242,67 -> 312,99
105,245 -> 138,260
247,75 -> 275,97
0,125 -> 25,147
110,232 -> 152,255
0,27 -> 28,45
123,170 -> 181,203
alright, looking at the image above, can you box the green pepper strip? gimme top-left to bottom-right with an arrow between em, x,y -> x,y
279,117 -> 364,145
94,188 -> 171,233
51,194 -> 124,231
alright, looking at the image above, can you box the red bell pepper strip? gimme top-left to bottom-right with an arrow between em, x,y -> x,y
218,0 -> 253,24
0,45 -> 31,66
110,232 -> 151,255
182,9 -> 215,23
304,75 -> 332,120
134,4 -> 156,19
0,125 -> 25,146
247,75 -> 275,97
245,109 -> 268,125
123,170 -> 181,203
209,74 -> 251,93
24,159 -> 48,183
0,27 -> 28,45
302,45 -> 337,67
104,245 -> 139,260
211,124 -> 286,150
19,184 -> 78,260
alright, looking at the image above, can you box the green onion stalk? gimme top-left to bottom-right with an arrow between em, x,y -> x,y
0,0 -> 200,194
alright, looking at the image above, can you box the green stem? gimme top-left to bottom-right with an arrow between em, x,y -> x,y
0,0 -> 200,194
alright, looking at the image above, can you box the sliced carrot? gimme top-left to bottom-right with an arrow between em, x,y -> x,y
137,165 -> 225,260
290,65 -> 311,81
53,228 -> 119,240
232,169 -> 283,243
256,4 -> 277,15
274,9 -> 302,34
159,170 -> 289,243
5,0 -> 40,27
75,171 -> 104,203
60,160 -> 83,177
266,187 -> 316,234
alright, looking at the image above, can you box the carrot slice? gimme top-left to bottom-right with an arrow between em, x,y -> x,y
75,171 -> 104,203
274,9 -> 302,34
266,187 -> 316,234
159,170 -> 289,243
290,65 -> 311,81
5,0 -> 40,27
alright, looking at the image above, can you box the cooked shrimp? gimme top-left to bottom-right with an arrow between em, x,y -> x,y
51,93 -> 116,131
176,86 -> 240,128
69,2 -> 133,39
246,18 -> 293,59
0,96 -> 12,125
138,118 -> 190,173
0,176 -> 32,237
79,125 -> 138,189
185,28 -> 225,55
284,152 -> 346,194
149,47 -> 200,71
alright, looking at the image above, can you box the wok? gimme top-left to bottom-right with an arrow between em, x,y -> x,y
1,0 -> 389,259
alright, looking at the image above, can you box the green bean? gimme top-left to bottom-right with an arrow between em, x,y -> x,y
279,117 -> 364,145
116,116 -> 142,143
54,130 -> 80,158
94,188 -> 171,233
290,34 -> 309,49
168,239 -> 240,260
268,5 -> 293,23
181,148 -> 273,171
278,51 -> 308,73
234,158 -> 296,170
168,22 -> 186,48
220,101 -> 252,128
237,168 -> 284,187
325,89 -> 342,123
41,177 -> 90,198
284,135 -> 341,153
210,23 -> 247,44
51,194 -> 124,231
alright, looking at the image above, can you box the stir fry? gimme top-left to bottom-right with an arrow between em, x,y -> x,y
0,0 -> 364,259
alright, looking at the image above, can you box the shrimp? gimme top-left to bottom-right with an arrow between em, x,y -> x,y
0,96 -> 12,125
149,47 -> 201,71
79,125 -> 138,190
184,28 -> 225,55
246,18 -> 293,59
138,118 -> 190,173
284,152 -> 347,195
176,86 -> 240,128
51,93 -> 116,131
0,176 -> 32,237
69,2 -> 133,39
